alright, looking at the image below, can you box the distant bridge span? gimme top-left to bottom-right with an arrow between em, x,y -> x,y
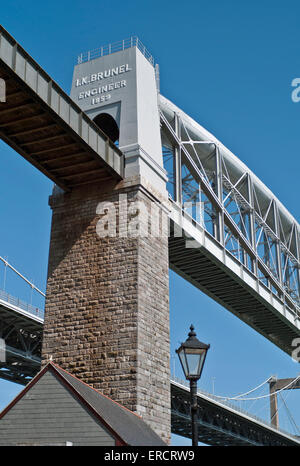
0,300 -> 299,446
0,290 -> 42,384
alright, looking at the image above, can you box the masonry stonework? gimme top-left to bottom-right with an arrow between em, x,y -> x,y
41,177 -> 170,443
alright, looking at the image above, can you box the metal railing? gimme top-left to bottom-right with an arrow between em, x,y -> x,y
171,375 -> 298,440
77,36 -> 155,66
0,289 -> 44,320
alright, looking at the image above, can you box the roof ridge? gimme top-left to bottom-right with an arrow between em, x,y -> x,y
49,361 -> 143,419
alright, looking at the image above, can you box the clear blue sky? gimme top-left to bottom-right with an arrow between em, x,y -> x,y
0,0 -> 300,445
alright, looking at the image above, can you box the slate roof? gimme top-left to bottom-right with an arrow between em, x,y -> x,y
0,362 -> 166,446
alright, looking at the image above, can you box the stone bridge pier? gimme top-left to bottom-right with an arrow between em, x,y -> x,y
42,40 -> 171,443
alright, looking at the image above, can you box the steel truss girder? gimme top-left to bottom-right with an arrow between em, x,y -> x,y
171,381 -> 300,446
159,104 -> 300,327
0,302 -> 42,385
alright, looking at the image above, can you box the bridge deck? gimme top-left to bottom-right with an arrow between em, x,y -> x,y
0,25 -> 124,191
169,218 -> 300,357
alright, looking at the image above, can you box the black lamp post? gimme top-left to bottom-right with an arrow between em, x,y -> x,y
176,325 -> 210,446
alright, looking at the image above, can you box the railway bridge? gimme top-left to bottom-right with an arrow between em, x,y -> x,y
0,26 -> 299,444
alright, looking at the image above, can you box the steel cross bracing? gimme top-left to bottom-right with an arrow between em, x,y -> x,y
0,257 -> 44,385
0,293 -> 42,384
159,94 -> 300,356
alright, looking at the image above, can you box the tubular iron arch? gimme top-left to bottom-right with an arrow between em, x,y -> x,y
159,94 -> 300,354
